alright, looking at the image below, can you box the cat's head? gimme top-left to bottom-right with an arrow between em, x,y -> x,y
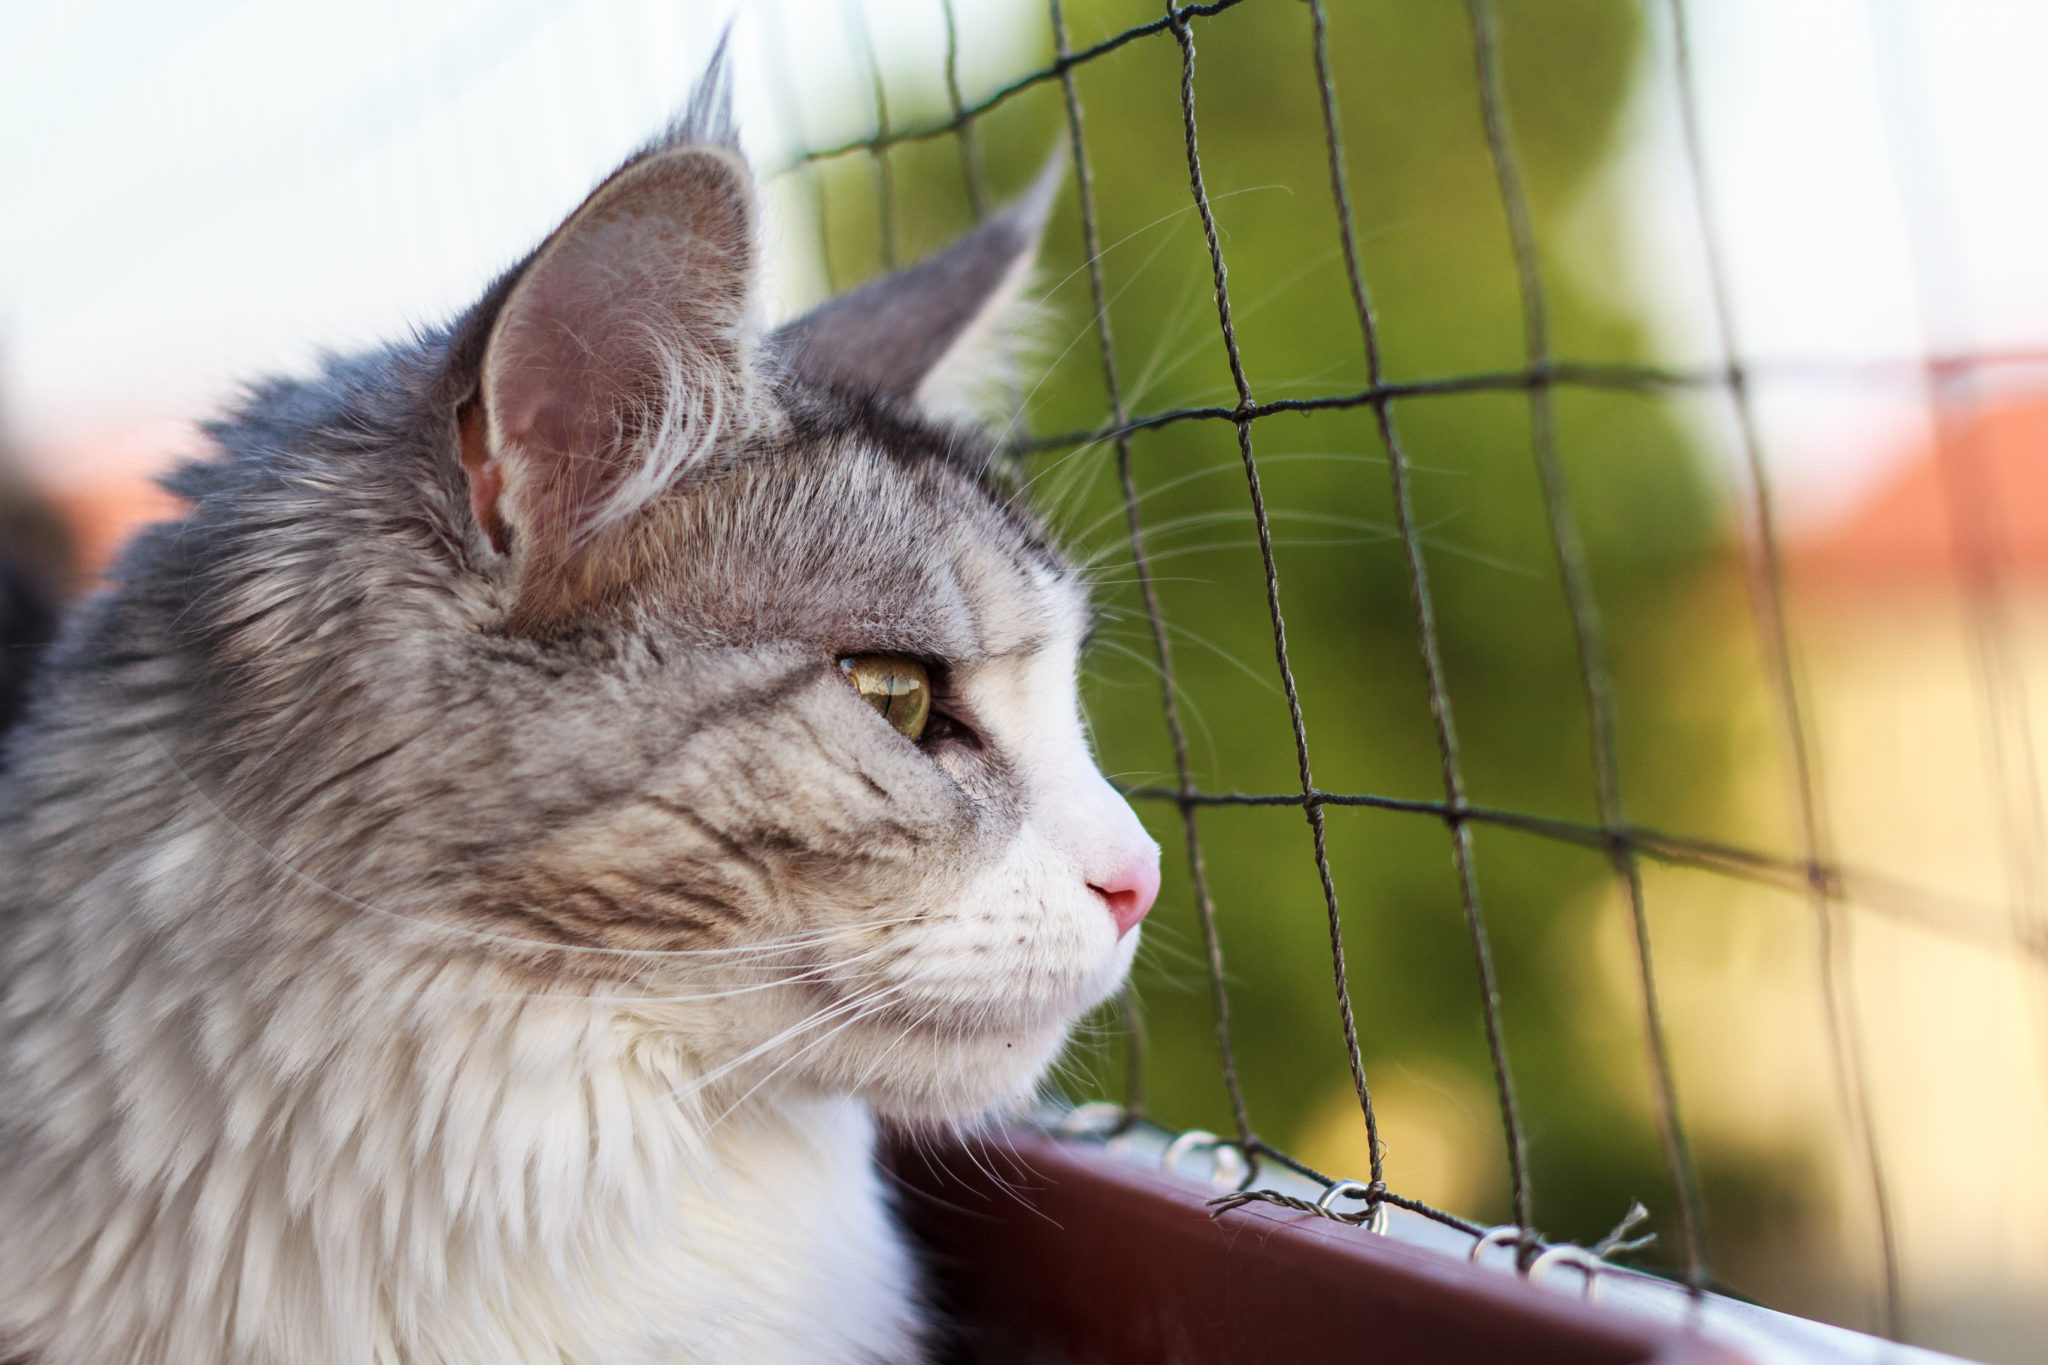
245,77 -> 1158,1124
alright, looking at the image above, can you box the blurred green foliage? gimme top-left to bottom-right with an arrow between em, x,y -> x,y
809,0 -> 1795,1280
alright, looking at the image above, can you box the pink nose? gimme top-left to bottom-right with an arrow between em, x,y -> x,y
1090,857 -> 1160,938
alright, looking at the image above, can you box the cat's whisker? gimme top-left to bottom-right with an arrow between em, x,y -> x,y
1092,523 -> 1540,580
1080,638 -> 1225,777
408,935 -> 923,1008
1117,259 -> 1217,419
1080,635 -> 1181,696
1014,183 -> 1284,365
1073,490 -> 1410,569
1013,439 -> 1110,531
1063,449 -> 1402,552
695,977 -> 935,1132
1086,530 -> 1400,574
1132,938 -> 1212,983
843,992 -> 958,1098
1116,241 -> 1347,417
996,186 -> 1288,469
1127,919 -> 1205,972
943,1117 -> 1032,1210
698,1014 -> 876,1128
894,1122 -> 1038,1222
1084,618 -> 1273,722
663,980 -> 911,1112
1034,439 -> 1114,531
1078,509 -> 1410,577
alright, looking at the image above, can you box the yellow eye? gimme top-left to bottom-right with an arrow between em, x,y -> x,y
838,655 -> 931,741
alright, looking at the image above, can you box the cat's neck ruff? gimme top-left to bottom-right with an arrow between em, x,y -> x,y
0,906 -> 924,1365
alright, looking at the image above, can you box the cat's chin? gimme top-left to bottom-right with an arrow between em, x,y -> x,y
824,1014 -> 1081,1125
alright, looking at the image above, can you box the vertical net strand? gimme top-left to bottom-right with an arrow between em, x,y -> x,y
1164,0 -> 1384,1197
843,0 -> 898,269
940,0 -> 992,218
1666,0 -> 1901,1330
1464,0 -> 1706,1284
1050,0 -> 1252,1151
1300,0 -> 1530,1245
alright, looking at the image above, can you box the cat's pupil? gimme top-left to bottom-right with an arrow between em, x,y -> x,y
839,655 -> 931,740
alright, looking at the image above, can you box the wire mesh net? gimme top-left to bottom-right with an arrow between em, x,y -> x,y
775,0 -> 2048,1346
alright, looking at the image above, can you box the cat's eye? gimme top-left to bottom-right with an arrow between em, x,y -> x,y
839,655 -> 931,741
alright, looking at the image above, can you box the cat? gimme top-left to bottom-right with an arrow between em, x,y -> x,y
0,52 -> 1159,1365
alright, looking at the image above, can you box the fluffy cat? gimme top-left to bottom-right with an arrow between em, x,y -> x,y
0,56 -> 1159,1365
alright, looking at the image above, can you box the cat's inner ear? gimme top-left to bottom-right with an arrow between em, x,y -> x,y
772,156 -> 1062,421
470,144 -> 757,571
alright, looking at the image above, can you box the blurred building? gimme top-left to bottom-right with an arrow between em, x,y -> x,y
1785,398 -> 2048,1358
1720,399 -> 2048,1358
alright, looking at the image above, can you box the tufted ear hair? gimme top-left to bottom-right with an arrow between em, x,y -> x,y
772,154 -> 1063,421
456,45 -> 756,627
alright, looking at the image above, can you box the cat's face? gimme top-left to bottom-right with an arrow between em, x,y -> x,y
404,126 -> 1157,1121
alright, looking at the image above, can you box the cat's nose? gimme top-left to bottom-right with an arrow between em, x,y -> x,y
1090,856 -> 1159,938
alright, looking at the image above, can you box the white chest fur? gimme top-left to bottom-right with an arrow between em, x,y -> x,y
0,967 -> 925,1365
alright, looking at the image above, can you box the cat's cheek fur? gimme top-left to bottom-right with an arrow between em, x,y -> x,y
805,625 -> 1158,1123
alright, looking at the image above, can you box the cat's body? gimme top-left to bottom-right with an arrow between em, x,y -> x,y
0,65 -> 1156,1365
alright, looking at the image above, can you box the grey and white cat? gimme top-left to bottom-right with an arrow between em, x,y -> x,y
0,58 -> 1158,1365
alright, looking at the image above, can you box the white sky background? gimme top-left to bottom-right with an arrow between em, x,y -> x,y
1612,0 -> 2048,523
0,0 -> 1037,473
3,0 -> 2048,526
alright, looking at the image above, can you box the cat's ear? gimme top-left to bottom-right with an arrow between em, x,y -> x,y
468,145 -> 756,562
772,154 -> 1063,421
459,64 -> 756,621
